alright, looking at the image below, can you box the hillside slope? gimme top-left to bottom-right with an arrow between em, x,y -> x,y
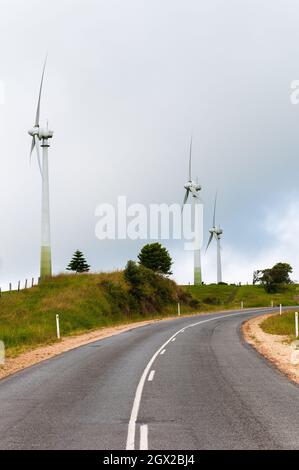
0,271 -> 196,356
1,272 -> 298,358
186,283 -> 299,309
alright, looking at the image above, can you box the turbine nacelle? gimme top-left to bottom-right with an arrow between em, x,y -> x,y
209,226 -> 223,242
28,126 -> 54,140
184,180 -> 201,192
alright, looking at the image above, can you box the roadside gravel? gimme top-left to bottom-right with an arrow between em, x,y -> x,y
243,314 -> 299,385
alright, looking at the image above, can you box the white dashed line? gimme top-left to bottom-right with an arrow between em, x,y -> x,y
148,370 -> 155,382
126,309 -> 268,450
172,338 -> 176,342
140,424 -> 148,450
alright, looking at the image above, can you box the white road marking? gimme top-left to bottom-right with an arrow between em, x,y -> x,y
172,338 -> 176,342
140,424 -> 148,450
148,370 -> 155,382
125,308 -> 273,450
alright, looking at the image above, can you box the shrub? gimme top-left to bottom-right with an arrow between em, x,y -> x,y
100,280 -> 129,314
203,296 -> 221,305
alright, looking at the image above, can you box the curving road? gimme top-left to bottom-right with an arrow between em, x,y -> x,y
0,308 -> 298,450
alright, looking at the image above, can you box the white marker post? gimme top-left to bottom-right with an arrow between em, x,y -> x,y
280,304 -> 282,316
271,300 -> 274,308
56,314 -> 60,340
295,312 -> 298,338
0,340 -> 5,365
178,303 -> 181,316
241,301 -> 244,309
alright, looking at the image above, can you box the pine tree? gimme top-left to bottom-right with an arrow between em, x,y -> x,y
66,250 -> 90,273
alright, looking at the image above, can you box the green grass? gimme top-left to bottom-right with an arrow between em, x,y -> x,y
1,273 -> 299,358
0,272 -> 196,357
185,283 -> 299,310
260,311 -> 298,337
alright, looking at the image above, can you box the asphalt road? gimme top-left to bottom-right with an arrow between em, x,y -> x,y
0,308 -> 298,450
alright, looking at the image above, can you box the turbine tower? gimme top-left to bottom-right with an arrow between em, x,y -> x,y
28,59 -> 54,280
182,137 -> 203,285
206,193 -> 223,283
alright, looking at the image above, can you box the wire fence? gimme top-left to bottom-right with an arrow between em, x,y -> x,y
0,277 -> 41,297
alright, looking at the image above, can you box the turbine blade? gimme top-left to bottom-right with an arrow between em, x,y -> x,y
205,232 -> 213,252
29,137 -> 35,163
189,135 -> 192,181
213,191 -> 217,227
34,135 -> 43,177
35,56 -> 47,127
182,189 -> 190,211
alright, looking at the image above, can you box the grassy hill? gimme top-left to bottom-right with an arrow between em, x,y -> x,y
186,283 -> 299,310
0,271 -> 196,357
1,272 -> 299,358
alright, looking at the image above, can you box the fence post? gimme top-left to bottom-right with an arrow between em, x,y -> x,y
271,300 -> 274,308
241,301 -> 244,309
25,279 -> 28,289
295,312 -> 299,338
18,281 -> 20,291
0,341 -> 4,365
31,278 -> 34,287
9,283 -> 12,292
178,303 -> 181,316
56,314 -> 61,340
280,304 -> 282,316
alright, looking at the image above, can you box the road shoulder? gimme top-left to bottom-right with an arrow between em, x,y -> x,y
242,313 -> 299,385
0,308 -> 269,382
0,318 -> 169,381
1,311 -> 208,381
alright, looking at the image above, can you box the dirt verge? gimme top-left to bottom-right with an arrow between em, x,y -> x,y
242,314 -> 299,385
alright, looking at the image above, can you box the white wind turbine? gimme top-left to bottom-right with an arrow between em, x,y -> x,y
206,193 -> 223,283
28,58 -> 54,280
182,137 -> 203,285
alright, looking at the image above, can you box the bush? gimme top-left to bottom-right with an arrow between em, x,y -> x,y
124,261 -> 143,300
100,280 -> 130,315
124,260 -> 198,314
203,296 -> 221,305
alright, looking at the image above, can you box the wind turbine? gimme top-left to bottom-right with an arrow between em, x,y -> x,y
206,193 -> 223,283
28,58 -> 54,280
182,137 -> 203,285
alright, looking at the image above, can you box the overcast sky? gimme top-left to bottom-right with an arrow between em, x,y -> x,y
1,0 -> 299,289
